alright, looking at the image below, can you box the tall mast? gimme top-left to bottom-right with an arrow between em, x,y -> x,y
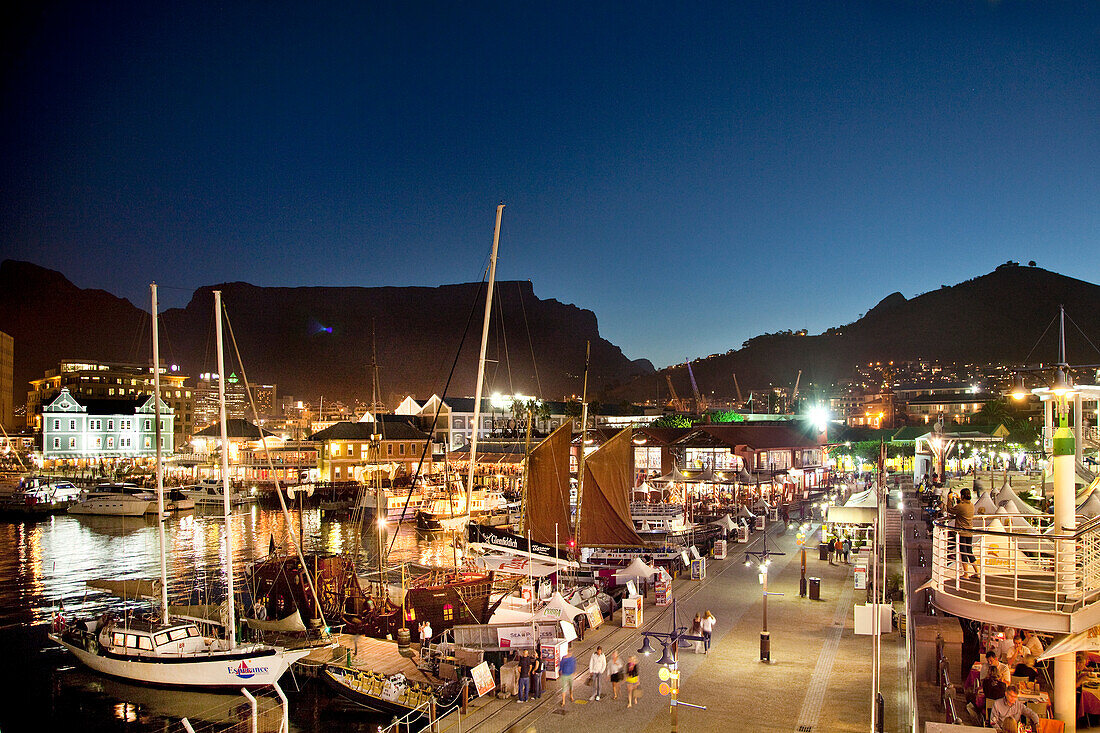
214,290 -> 237,648
572,341 -> 591,552
466,204 -> 504,510
151,283 -> 168,623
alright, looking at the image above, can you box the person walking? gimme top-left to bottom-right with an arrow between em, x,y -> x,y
625,655 -> 640,708
608,650 -> 623,700
690,613 -> 704,654
588,645 -> 607,701
559,650 -> 576,706
842,537 -> 852,564
701,610 -> 717,654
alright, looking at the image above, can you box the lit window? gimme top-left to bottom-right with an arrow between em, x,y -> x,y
69,438 -> 76,449
443,604 -> 454,621
107,437 -> 114,449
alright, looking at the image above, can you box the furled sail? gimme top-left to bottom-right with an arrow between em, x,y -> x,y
578,428 -> 646,547
524,420 -> 573,545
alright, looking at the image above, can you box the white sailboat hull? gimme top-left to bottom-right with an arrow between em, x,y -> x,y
50,633 -> 310,688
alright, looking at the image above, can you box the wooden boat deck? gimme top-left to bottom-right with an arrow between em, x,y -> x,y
295,633 -> 432,684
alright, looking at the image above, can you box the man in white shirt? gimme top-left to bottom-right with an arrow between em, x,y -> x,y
980,650 -> 1008,684
1023,630 -> 1044,659
588,646 -> 607,701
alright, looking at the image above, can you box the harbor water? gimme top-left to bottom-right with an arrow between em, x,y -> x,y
0,506 -> 458,732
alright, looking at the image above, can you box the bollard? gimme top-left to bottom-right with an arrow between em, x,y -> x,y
875,692 -> 884,733
760,631 -> 770,662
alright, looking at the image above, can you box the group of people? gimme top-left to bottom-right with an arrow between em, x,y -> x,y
968,626 -> 1048,731
554,646 -> 641,708
525,607 -> 718,711
826,534 -> 854,565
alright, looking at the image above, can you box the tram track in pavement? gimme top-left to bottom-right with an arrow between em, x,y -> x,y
455,522 -> 807,732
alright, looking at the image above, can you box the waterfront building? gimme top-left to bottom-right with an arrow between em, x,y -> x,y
0,331 -> 12,430
396,394 -> 574,452
310,418 -> 432,481
27,359 -> 194,445
40,388 -> 172,465
191,372 -> 247,429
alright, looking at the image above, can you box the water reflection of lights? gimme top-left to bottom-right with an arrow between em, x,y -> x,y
114,701 -> 138,722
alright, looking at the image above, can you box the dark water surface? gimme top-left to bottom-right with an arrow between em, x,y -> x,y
0,507 -> 456,732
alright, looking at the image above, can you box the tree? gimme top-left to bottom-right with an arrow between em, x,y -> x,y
651,414 -> 692,428
564,399 -> 582,418
710,409 -> 746,423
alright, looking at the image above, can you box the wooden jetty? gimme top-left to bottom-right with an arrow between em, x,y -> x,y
294,633 -> 433,684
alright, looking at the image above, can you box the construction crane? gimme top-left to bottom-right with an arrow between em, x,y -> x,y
665,373 -> 687,412
791,370 -> 802,413
686,360 -> 707,413
732,373 -> 744,404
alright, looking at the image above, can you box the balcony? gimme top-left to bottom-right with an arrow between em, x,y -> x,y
930,512 -> 1100,633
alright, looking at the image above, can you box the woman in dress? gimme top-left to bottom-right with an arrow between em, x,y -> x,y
690,613 -> 704,654
608,650 -> 623,700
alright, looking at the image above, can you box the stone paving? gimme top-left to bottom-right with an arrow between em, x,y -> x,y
441,523 -> 909,732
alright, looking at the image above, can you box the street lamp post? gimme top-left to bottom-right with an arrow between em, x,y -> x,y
637,598 -> 707,733
745,531 -> 785,662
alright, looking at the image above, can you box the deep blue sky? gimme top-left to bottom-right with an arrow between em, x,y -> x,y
2,1 -> 1098,368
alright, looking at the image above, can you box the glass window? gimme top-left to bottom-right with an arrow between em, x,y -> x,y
154,633 -> 169,646
52,419 -> 60,430
108,420 -> 114,430
387,444 -> 393,456
399,443 -> 405,456
69,438 -> 76,449
144,419 -> 151,430
107,437 -> 114,448
53,438 -> 60,449
69,419 -> 76,430
168,628 -> 189,641
126,634 -> 139,648
137,636 -> 153,650
186,627 -> 198,637
113,632 -> 126,646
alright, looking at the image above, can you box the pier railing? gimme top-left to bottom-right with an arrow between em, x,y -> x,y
930,511 -> 1100,632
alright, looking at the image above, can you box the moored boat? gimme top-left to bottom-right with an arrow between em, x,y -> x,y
69,483 -> 157,516
0,477 -> 82,516
321,664 -> 463,727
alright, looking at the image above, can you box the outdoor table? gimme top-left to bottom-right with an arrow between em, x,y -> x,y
1080,686 -> 1100,717
1018,689 -> 1050,717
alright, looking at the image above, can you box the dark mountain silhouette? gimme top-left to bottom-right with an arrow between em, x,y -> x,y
0,261 -> 654,406
613,262 -> 1100,404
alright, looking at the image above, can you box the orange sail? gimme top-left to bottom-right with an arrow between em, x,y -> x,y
524,420 -> 573,545
577,427 -> 646,547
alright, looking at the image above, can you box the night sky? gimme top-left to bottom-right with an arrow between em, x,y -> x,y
2,2 -> 1098,368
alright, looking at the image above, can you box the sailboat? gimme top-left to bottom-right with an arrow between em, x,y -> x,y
48,286 -> 312,687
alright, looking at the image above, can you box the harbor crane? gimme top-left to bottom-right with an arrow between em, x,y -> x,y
665,373 -> 687,412
686,360 -> 707,413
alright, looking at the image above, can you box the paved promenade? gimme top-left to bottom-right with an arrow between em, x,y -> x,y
442,523 -> 909,732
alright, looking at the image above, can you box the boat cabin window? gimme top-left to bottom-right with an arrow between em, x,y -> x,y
113,632 -> 126,646
168,628 -> 190,641
154,633 -> 170,646
126,634 -> 139,648
137,636 -> 153,650
187,627 -> 198,637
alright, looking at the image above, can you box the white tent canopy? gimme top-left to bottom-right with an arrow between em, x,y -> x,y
632,480 -> 656,496
974,491 -> 998,515
997,485 -> 1041,515
655,466 -> 693,483
1079,492 -> 1100,519
736,505 -> 756,519
614,557 -> 659,584
533,592 -> 586,622
689,467 -> 720,483
709,514 -> 737,532
1038,630 -> 1100,662
826,488 -> 879,524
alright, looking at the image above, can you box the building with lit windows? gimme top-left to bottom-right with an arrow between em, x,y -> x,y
27,360 -> 194,445
0,331 -> 12,430
41,388 -> 173,464
311,418 -> 432,482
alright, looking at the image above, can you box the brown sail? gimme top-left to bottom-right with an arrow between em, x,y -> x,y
577,427 -> 646,547
524,420 -> 574,545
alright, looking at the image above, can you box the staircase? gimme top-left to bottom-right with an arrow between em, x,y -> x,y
885,506 -> 903,560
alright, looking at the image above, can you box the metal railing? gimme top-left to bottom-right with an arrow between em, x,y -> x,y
931,512 -> 1100,615
935,635 -> 962,724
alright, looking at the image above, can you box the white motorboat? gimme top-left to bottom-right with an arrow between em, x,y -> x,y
69,483 -> 157,516
0,477 -> 82,516
181,478 -> 256,506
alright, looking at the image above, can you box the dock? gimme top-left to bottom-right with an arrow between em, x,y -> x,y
295,632 -> 433,684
